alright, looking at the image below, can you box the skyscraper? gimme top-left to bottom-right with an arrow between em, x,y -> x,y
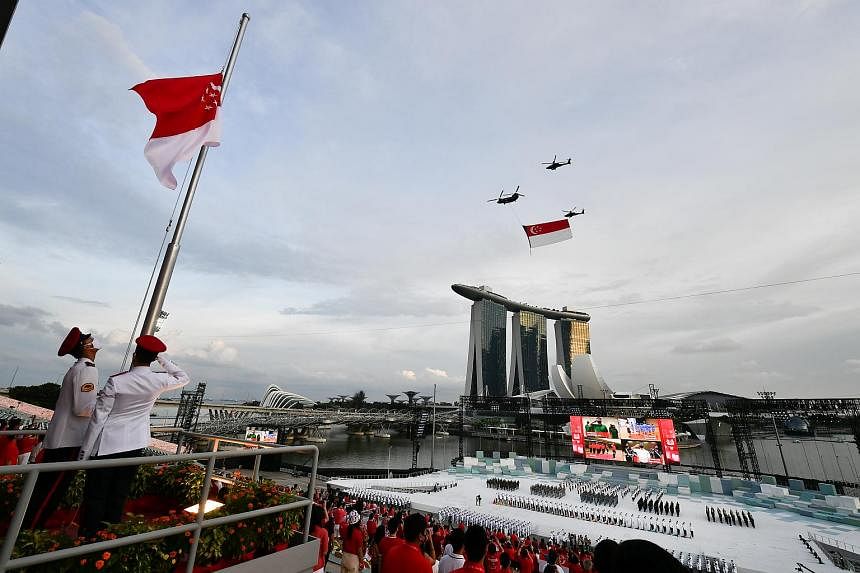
509,310 -> 549,395
554,315 -> 591,378
464,295 -> 507,397
452,283 -> 608,399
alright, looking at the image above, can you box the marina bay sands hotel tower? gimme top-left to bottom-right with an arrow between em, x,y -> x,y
452,284 -> 611,399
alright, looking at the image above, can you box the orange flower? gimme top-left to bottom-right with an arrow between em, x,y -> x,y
102,551 -> 111,560
95,559 -> 105,570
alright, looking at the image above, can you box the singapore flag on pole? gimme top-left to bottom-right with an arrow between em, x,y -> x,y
131,72 -> 223,189
523,219 -> 572,248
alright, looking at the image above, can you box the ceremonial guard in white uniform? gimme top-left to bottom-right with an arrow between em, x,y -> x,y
23,327 -> 99,529
78,334 -> 189,537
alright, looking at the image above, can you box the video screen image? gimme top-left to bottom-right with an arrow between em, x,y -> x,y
244,427 -> 278,443
570,416 -> 680,465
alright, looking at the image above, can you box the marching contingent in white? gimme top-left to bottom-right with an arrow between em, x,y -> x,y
669,549 -> 739,573
342,487 -> 411,509
437,506 -> 534,538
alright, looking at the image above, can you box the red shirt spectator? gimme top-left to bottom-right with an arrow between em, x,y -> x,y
342,524 -> 364,556
381,542 -> 431,573
17,434 -> 39,455
519,553 -> 534,573
485,545 -> 501,573
432,527 -> 445,557
1,437 -> 18,466
311,523 -> 329,571
378,534 -> 404,559
461,562 -> 485,572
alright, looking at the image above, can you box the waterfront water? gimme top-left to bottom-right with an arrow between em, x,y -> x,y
314,427 -> 859,484
151,406 -> 860,482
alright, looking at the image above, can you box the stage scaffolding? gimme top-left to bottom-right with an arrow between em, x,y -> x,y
725,398 -> 860,480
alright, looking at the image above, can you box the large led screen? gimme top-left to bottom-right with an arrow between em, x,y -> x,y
569,416 -> 679,465
244,427 -> 278,444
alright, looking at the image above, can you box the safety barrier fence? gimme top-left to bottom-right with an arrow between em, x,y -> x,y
0,429 -> 318,573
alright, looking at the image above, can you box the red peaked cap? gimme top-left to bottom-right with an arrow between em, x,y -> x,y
58,327 -> 84,356
135,335 -> 167,354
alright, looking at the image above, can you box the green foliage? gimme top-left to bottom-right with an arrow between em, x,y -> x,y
10,528 -> 77,572
59,470 -> 86,509
8,383 -> 61,410
148,462 -> 206,506
4,463 -> 304,571
211,477 -> 302,559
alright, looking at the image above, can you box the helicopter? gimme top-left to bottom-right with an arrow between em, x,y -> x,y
487,186 -> 525,205
543,155 -> 572,170
563,207 -> 585,218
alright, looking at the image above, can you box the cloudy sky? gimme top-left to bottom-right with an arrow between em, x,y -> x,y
2,1 -> 859,403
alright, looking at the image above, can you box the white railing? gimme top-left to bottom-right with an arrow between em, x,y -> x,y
0,429 -> 318,573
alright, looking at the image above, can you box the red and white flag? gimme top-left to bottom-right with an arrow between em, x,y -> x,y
132,73 -> 223,189
523,219 -> 572,248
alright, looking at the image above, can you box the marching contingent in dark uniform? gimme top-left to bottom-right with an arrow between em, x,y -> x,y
486,477 -> 520,491
530,482 -> 566,498
706,506 -> 755,528
493,493 -> 694,538
637,494 -> 680,517
569,480 -> 630,506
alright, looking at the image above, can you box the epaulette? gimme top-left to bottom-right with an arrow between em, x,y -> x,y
85,361 -> 96,367
110,370 -> 130,378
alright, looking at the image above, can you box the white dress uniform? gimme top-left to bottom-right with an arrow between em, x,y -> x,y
43,357 -> 99,449
79,356 -> 189,459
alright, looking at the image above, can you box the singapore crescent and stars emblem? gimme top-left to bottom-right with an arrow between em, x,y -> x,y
201,82 -> 222,111
529,225 -> 542,234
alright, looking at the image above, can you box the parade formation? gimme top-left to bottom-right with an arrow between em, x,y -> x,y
706,506 -> 755,528
530,482 -> 566,498
492,493 -> 695,538
438,506 -> 534,539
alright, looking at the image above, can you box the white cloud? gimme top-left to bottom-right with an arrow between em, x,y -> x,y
179,340 -> 239,365
673,338 -> 743,354
2,2 -> 860,402
425,368 -> 449,378
845,359 -> 860,374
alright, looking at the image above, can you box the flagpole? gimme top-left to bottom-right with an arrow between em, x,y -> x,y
141,13 -> 250,336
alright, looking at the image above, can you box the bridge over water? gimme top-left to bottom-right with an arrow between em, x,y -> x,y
153,401 -> 462,438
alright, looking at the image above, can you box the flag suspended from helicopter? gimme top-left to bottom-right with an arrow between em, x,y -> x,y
523,218 -> 572,248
